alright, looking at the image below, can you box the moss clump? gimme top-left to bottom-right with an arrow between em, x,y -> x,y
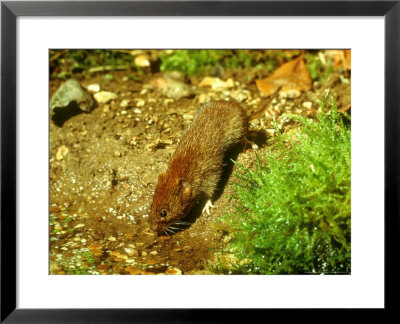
50,49 -> 137,78
304,51 -> 334,83
217,93 -> 351,274
159,50 -> 296,76
160,50 -> 228,75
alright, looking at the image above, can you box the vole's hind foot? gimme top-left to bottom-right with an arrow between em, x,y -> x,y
250,140 -> 259,150
202,199 -> 214,215
243,137 -> 259,151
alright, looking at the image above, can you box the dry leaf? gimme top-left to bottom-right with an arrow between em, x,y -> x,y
338,104 -> 351,113
256,54 -> 312,97
344,50 -> 351,70
324,50 -> 351,70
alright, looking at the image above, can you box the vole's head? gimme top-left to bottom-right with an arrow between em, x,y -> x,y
149,172 -> 193,235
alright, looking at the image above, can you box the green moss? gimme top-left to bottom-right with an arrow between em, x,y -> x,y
82,252 -> 95,264
51,49 -> 301,78
160,50 -> 226,75
65,267 -> 90,275
304,51 -> 334,83
159,50 -> 287,76
50,49 -> 137,78
216,93 -> 351,274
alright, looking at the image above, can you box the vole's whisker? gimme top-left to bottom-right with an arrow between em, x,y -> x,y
166,227 -> 176,234
175,221 -> 191,225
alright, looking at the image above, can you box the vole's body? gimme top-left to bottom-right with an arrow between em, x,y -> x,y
149,101 -> 248,235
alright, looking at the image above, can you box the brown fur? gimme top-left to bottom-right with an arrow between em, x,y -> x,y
149,101 -> 248,235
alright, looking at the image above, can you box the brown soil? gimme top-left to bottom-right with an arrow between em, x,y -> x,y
49,67 -> 350,275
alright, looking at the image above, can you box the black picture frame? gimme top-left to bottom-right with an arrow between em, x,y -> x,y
1,0 -> 399,322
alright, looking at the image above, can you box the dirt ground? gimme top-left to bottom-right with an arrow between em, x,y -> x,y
49,65 -> 350,275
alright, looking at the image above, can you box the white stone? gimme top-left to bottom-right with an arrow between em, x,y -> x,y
136,99 -> 145,107
55,145 -> 68,161
120,99 -> 131,108
87,84 -> 101,93
134,54 -> 151,67
94,91 -> 118,104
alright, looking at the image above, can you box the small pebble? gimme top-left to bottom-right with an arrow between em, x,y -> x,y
302,101 -> 313,109
199,77 -> 234,90
120,100 -> 130,108
87,84 -> 100,93
183,114 -> 194,121
165,268 -> 182,275
134,54 -> 151,67
266,129 -> 276,137
94,91 -> 118,104
56,145 -> 68,161
163,98 -> 174,105
136,99 -> 145,107
198,93 -> 208,104
124,248 -> 135,256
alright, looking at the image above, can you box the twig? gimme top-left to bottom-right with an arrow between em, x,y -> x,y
88,65 -> 132,73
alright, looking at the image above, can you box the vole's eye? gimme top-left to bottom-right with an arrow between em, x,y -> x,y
160,210 -> 167,218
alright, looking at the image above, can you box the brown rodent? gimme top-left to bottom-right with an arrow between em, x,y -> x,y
149,94 -> 278,235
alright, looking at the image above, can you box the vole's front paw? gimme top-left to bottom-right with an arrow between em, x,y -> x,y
202,199 -> 214,215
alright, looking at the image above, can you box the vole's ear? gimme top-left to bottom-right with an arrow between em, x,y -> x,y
178,178 -> 192,196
